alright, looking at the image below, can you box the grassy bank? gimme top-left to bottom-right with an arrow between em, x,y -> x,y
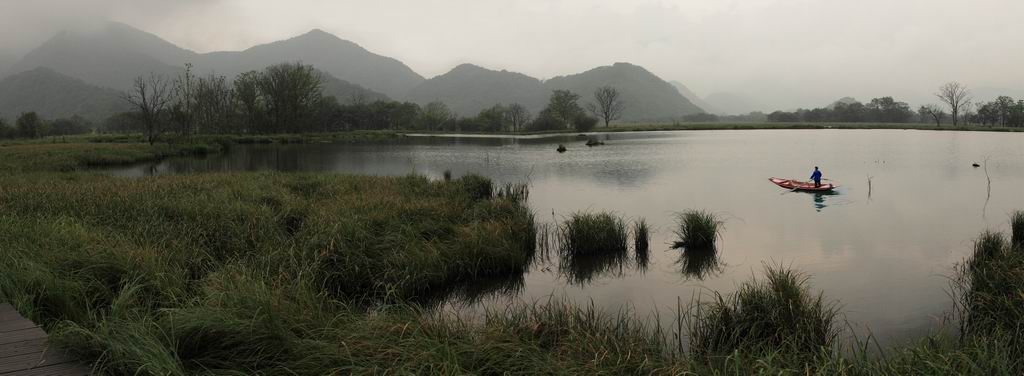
2,145 -> 1023,373
0,142 -> 223,173
405,122 -> 1024,136
0,130 -> 402,172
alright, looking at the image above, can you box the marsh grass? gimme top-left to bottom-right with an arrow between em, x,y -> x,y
633,218 -> 651,270
557,212 -> 629,257
1011,210 -> 1024,250
673,210 -> 722,250
555,212 -> 631,285
687,264 -> 842,359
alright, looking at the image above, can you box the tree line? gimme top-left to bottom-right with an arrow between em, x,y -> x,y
763,96 -> 917,124
0,112 -> 93,139
110,62 -> 625,142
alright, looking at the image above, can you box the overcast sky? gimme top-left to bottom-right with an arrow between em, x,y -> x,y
1,0 -> 1022,109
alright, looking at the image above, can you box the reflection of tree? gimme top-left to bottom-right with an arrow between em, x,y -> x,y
677,246 -> 723,281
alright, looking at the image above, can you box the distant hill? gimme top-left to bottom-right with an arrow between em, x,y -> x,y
9,22 -> 190,90
670,81 -> 717,114
10,23 -> 423,98
826,97 -> 860,109
545,63 -> 703,121
704,92 -> 762,115
405,64 -> 547,116
196,29 -> 423,99
0,67 -> 129,121
318,71 -> 391,104
407,62 -> 702,121
0,50 -> 16,77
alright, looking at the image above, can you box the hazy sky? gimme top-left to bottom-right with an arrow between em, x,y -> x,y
1,0 -> 1022,109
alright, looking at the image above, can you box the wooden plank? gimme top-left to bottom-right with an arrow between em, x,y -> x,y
0,328 -> 47,346
0,303 -> 90,375
0,350 -> 77,374
0,321 -> 37,334
0,361 -> 91,376
0,338 -> 48,360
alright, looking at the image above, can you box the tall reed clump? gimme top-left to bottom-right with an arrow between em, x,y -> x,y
633,218 -> 651,268
673,210 -> 722,250
1011,210 -> 1024,250
687,264 -> 841,359
956,227 -> 1024,340
558,212 -> 629,257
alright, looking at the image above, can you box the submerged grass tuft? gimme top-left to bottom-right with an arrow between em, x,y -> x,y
633,218 -> 650,269
558,212 -> 629,257
673,210 -> 722,250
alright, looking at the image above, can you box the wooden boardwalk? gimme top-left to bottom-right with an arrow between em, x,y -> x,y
0,304 -> 90,375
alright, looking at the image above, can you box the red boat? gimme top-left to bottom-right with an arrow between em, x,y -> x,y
769,177 -> 836,192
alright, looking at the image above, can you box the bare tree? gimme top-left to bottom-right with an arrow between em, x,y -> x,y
936,82 -> 971,126
586,86 -> 625,127
122,73 -> 172,145
172,63 -> 197,136
506,103 -> 531,132
919,104 -> 946,127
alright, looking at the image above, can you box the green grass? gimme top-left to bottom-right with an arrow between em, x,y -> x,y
673,209 -> 723,250
3,138 -> 1024,373
634,218 -> 650,269
686,264 -> 842,360
558,212 -> 629,258
0,142 -> 222,173
1011,211 -> 1024,250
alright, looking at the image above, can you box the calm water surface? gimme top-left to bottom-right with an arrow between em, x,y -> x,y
109,130 -> 1024,344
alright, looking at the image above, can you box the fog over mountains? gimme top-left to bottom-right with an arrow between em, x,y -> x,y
0,67 -> 128,121
1,22 -> 705,122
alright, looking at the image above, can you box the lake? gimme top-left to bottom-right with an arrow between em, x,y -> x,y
108,129 -> 1024,345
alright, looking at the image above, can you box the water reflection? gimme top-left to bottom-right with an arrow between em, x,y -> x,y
415,269 -> 528,308
559,249 -> 631,286
813,193 -> 827,212
557,244 -> 650,286
677,246 -> 723,281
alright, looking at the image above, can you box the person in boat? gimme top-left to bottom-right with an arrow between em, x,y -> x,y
810,166 -> 823,188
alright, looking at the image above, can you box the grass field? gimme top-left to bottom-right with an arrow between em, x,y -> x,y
1,135 -> 1023,374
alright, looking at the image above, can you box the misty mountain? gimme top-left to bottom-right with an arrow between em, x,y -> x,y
405,64 -> 547,116
0,50 -> 17,77
670,81 -> 717,114
195,29 -> 423,99
0,67 -> 129,121
704,92 -> 762,115
318,71 -> 391,104
545,63 -> 702,121
827,97 -> 860,109
9,22 -> 189,90
407,62 -> 702,121
11,23 -> 423,99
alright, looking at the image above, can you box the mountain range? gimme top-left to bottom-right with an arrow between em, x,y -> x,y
4,21 -> 708,121
0,67 -> 129,121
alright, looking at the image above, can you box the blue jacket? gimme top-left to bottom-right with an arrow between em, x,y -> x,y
811,170 -> 822,181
